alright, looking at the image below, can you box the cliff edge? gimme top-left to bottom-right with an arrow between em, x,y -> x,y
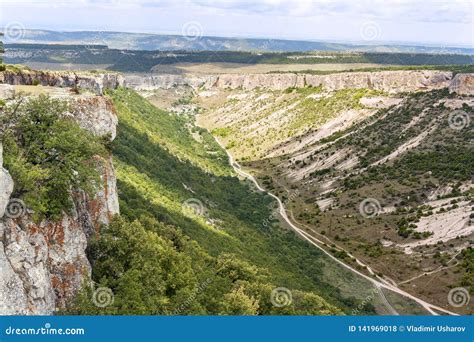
0,76 -> 120,315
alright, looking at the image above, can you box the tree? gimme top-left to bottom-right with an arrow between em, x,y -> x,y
2,95 -> 106,220
216,253 -> 261,283
219,286 -> 259,315
78,216 -> 200,315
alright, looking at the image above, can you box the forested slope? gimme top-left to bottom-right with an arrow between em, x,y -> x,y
69,89 -> 380,315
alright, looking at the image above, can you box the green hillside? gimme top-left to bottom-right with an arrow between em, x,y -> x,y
67,88 -> 386,315
241,89 -> 473,313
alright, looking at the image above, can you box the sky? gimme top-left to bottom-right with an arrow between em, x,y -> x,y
0,0 -> 473,47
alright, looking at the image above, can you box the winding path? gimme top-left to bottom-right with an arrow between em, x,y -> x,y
215,138 -> 458,316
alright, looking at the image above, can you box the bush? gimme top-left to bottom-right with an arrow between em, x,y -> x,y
1,95 -> 106,220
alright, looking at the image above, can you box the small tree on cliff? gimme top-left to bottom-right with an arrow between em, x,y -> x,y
1,95 -> 107,220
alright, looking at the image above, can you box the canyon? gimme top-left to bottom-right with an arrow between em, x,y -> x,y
0,67 -> 472,315
124,70 -> 458,94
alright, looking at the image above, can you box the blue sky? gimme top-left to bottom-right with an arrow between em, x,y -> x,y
0,0 -> 473,46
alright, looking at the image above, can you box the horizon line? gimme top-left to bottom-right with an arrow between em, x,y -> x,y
4,27 -> 473,50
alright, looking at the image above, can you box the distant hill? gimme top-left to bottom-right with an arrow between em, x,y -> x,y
5,43 -> 473,73
4,29 -> 474,54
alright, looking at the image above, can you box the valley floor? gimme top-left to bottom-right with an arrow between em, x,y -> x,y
194,78 -> 473,315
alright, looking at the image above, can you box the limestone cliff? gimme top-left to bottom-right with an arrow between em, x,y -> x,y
125,70 -> 460,94
0,79 -> 120,315
0,70 -> 124,95
449,73 -> 474,96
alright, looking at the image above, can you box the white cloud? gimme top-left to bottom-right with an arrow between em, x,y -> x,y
3,0 -> 472,22
0,0 -> 472,45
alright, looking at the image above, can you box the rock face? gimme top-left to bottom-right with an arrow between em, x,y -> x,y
209,73 -> 306,90
124,74 -> 211,91
0,90 -> 120,315
449,73 -> 474,96
0,144 -> 14,218
65,95 -> 118,140
0,84 -> 15,100
125,70 -> 455,93
305,70 -> 453,93
0,70 -> 124,95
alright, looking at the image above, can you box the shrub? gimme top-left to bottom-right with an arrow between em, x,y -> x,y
1,95 -> 106,220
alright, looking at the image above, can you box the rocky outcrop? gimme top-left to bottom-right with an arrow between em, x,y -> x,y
215,73 -> 306,90
124,74 -> 211,91
449,73 -> 474,96
125,70 -> 455,93
305,70 -> 452,93
65,95 -> 118,140
0,84 -> 15,100
0,144 -> 13,218
0,70 -> 124,95
0,92 -> 119,315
